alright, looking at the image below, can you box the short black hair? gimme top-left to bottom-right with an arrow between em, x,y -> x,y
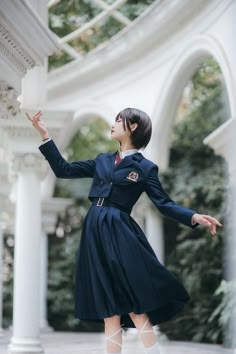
115,107 -> 152,149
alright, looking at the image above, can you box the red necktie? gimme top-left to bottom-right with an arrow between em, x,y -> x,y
115,153 -> 122,165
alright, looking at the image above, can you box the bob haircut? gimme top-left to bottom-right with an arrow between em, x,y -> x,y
115,107 -> 152,149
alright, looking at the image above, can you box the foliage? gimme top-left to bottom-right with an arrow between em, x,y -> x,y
208,280 -> 236,329
158,58 -> 228,344
47,200 -> 90,331
2,234 -> 14,329
48,0 -> 155,70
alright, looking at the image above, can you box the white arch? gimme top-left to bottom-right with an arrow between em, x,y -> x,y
59,101 -> 116,149
42,101 -> 116,199
151,34 -> 236,170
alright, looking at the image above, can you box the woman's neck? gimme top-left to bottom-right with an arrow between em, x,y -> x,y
119,142 -> 136,152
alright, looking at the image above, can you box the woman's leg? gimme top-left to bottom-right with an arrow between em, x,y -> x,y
104,314 -> 122,353
128,312 -> 161,353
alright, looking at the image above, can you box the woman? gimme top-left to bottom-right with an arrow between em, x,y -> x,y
26,108 -> 222,354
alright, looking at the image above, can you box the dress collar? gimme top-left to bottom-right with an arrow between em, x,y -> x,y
119,148 -> 138,159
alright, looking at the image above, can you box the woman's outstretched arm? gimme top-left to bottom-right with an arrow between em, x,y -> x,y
26,111 -> 95,179
145,165 -> 222,236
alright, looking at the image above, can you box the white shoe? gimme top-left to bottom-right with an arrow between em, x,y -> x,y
138,318 -> 161,354
145,342 -> 161,354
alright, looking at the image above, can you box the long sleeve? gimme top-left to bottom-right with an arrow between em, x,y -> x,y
145,165 -> 199,229
39,139 -> 95,179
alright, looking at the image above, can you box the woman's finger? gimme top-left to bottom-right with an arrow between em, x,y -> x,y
196,214 -> 221,237
26,111 -> 42,123
203,215 -> 223,227
33,115 -> 43,127
33,112 -> 42,121
212,219 -> 222,227
25,112 -> 33,122
212,224 -> 216,235
210,224 -> 215,236
34,115 -> 42,123
200,217 -> 211,226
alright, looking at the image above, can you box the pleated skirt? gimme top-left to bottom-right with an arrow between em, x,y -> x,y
74,205 -> 190,328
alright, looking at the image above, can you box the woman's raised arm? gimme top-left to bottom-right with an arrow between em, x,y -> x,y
26,111 -> 95,179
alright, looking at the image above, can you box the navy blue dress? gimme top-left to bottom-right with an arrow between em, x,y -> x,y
39,139 -> 199,328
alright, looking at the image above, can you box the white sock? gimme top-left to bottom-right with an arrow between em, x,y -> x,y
145,341 -> 161,354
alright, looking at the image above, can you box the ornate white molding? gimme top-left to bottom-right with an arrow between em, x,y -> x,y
203,118 -> 236,158
0,174 -> 11,198
0,80 -> 20,119
203,117 -> 236,177
0,109 -> 73,152
0,0 -> 59,92
0,25 -> 34,76
0,1 -> 59,64
10,153 -> 48,180
0,195 -> 14,233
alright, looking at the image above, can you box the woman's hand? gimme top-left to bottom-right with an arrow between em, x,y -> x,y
192,213 -> 222,236
25,111 -> 49,140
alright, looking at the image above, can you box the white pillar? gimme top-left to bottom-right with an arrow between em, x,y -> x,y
0,223 -> 3,336
224,156 -> 236,348
21,0 -> 48,109
40,231 -> 52,332
8,154 -> 45,354
145,208 -> 165,265
203,118 -> 236,347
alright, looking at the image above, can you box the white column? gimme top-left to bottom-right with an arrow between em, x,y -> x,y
132,195 -> 165,264
224,157 -> 236,348
0,223 -> 3,336
40,231 -> 52,332
8,154 -> 45,354
21,0 -> 48,109
145,208 -> 165,265
144,206 -> 167,339
203,118 -> 236,347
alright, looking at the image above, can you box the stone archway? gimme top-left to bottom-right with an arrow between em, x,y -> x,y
151,34 -> 234,171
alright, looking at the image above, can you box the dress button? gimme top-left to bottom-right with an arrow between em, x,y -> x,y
110,181 -> 112,185
100,180 -> 103,185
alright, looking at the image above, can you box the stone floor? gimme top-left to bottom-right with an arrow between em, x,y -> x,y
0,330 -> 235,354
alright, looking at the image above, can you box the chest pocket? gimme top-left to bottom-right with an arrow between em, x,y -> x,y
114,169 -> 145,185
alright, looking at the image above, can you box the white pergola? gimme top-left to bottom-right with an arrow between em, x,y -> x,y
0,0 -> 236,352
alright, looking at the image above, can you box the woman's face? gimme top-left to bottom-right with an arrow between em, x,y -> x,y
110,116 -> 128,142
110,115 -> 137,145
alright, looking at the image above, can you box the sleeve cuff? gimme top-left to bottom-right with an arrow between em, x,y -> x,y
191,213 -> 200,229
40,137 -> 52,146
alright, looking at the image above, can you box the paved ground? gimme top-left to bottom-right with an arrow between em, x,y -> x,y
0,330 -> 235,354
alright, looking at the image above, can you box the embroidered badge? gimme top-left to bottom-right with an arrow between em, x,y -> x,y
126,171 -> 139,182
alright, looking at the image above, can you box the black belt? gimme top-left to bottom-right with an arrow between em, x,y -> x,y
92,197 -> 131,214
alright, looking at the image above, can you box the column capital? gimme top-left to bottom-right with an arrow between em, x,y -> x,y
203,117 -> 236,177
10,153 -> 47,180
0,80 -> 20,120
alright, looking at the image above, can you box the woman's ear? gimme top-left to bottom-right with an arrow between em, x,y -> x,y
130,123 -> 138,132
